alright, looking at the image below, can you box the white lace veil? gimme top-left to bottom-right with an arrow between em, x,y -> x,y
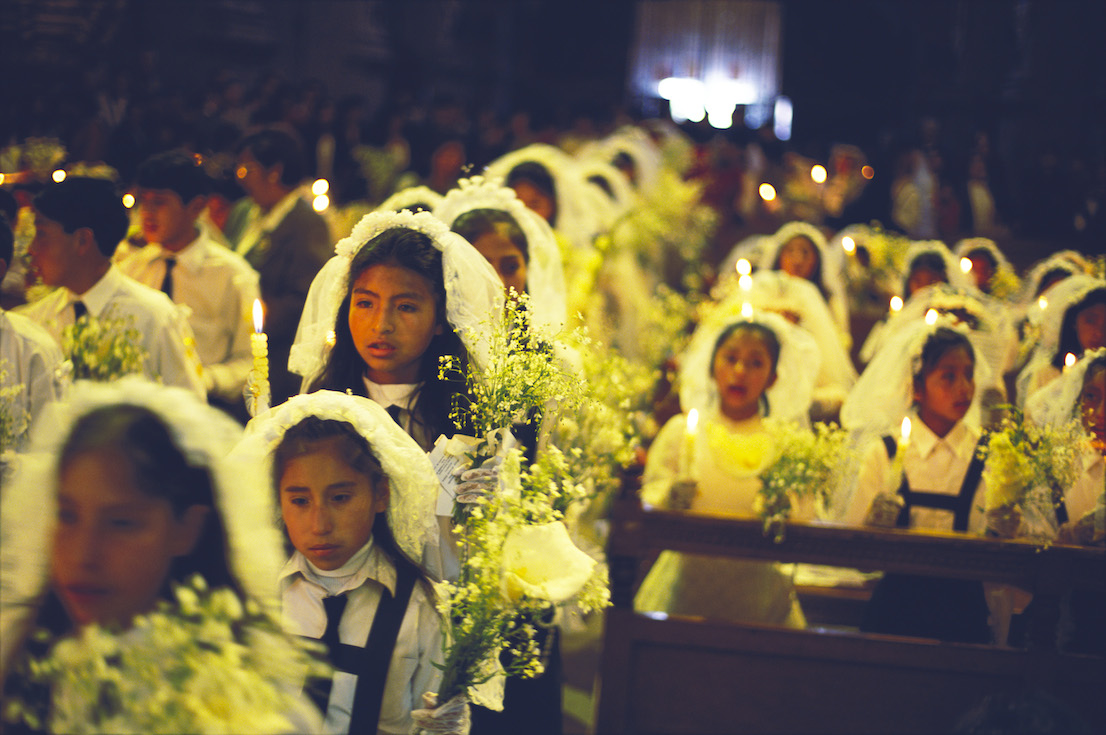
289,209 -> 506,386
230,390 -> 443,579
589,125 -> 664,197
954,237 -> 1016,287
434,176 -> 567,332
1,378 -> 285,677
483,143 -> 606,253
1018,251 -> 1087,306
376,185 -> 444,214
1025,347 -> 1106,429
757,221 -> 850,334
571,157 -> 639,229
841,314 -> 992,436
679,304 -> 821,424
901,239 -> 973,295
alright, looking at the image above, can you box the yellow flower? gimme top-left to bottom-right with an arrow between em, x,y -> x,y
500,522 -> 594,604
705,421 -> 776,475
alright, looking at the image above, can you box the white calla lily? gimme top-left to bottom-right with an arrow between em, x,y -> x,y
500,522 -> 595,603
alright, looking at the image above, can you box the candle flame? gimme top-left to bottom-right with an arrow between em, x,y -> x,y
736,258 -> 752,276
901,416 -> 912,443
925,309 -> 938,325
1038,296 -> 1048,311
1065,352 -> 1077,370
960,257 -> 973,274
738,273 -> 753,291
741,301 -> 754,318
890,295 -> 903,313
759,183 -> 776,201
687,408 -> 699,432
311,178 -> 330,196
811,164 -> 827,184
842,236 -> 855,253
252,299 -> 264,333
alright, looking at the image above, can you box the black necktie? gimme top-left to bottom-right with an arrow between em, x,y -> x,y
386,404 -> 403,426
308,593 -> 349,715
161,257 -> 176,298
72,300 -> 87,322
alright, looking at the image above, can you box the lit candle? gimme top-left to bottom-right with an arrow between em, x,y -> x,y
736,258 -> 752,276
740,302 -> 754,319
738,273 -> 753,291
889,295 -> 903,314
1038,296 -> 1048,311
1064,352 -> 1077,373
888,416 -> 911,494
842,236 -> 856,255
960,257 -> 973,275
680,408 -> 699,481
250,299 -> 269,414
925,308 -> 938,325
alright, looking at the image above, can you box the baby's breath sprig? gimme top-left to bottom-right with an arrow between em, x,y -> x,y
61,310 -> 147,383
0,359 -> 31,454
757,421 -> 852,542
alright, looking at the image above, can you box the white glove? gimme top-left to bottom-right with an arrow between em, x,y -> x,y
864,492 -> 904,528
410,691 -> 471,735
454,458 -> 502,504
667,480 -> 698,511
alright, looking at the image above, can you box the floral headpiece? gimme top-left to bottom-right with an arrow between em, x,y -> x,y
289,209 -> 505,385
376,185 -> 444,215
434,176 -> 567,331
232,391 -> 442,578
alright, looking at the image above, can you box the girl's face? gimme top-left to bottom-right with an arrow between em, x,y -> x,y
1075,303 -> 1106,352
348,263 -> 444,384
968,254 -> 995,291
473,226 -> 527,297
1080,367 -> 1105,450
51,450 -> 206,628
511,180 -> 555,224
712,329 -> 778,421
778,236 -> 818,281
914,345 -> 975,437
279,439 -> 388,571
907,266 -> 947,296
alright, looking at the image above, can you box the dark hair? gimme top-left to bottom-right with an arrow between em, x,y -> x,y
903,251 -> 949,296
451,208 -> 529,263
33,177 -> 129,257
773,234 -> 828,301
1054,287 -> 1106,368
0,216 -> 12,269
58,404 -> 240,598
135,149 -> 212,203
711,321 -> 781,416
964,246 -> 998,272
272,417 -> 432,589
506,161 -> 557,226
1035,266 -> 1074,297
912,327 -> 975,396
307,227 -> 470,446
235,128 -> 305,187
587,174 -> 615,200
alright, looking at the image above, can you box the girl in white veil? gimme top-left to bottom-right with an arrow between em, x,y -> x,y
757,221 -> 850,341
1,378 -> 323,734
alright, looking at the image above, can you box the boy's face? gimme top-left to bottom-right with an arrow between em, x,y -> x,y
29,210 -> 83,288
138,188 -> 203,251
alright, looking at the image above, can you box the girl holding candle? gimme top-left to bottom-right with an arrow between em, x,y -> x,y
635,308 -> 821,627
841,317 -> 996,643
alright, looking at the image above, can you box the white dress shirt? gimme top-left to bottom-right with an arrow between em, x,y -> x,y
119,234 -> 259,402
15,265 -> 205,397
280,541 -> 442,735
847,414 -> 987,533
0,308 -> 64,448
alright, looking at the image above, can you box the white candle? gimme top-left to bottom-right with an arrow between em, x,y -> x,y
250,299 -> 269,414
680,409 -> 699,481
1063,352 -> 1077,374
888,416 -> 911,494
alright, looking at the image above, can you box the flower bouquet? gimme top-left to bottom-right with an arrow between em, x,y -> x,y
978,407 -> 1090,539
61,310 -> 147,383
0,359 -> 30,455
756,421 -> 851,542
4,575 -> 327,734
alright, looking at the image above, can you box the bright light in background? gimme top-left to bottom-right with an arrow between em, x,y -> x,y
660,76 -> 757,129
312,194 -> 329,212
773,96 -> 792,141
861,165 -> 875,179
842,236 -> 856,254
736,258 -> 752,276
122,193 -> 135,209
312,179 -> 329,196
52,169 -> 66,183
890,296 -> 903,313
739,274 -> 753,291
741,302 -> 754,318
658,77 -> 706,124
960,257 -> 973,274
759,183 -> 776,201
811,165 -> 827,184
925,309 -> 938,325
744,103 -> 770,130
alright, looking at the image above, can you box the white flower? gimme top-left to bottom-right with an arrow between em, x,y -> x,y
500,522 -> 595,603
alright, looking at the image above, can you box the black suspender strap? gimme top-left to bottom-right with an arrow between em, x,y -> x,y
883,433 -> 988,532
346,558 -> 418,734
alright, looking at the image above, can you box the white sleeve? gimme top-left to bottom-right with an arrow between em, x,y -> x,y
641,415 -> 685,508
844,439 -> 891,526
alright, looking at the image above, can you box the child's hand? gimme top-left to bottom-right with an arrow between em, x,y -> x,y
864,493 -> 904,528
411,691 -> 471,734
667,480 -> 698,511
1057,513 -> 1099,546
455,466 -> 499,503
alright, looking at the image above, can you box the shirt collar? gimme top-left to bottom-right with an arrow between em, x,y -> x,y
364,379 -> 419,411
909,410 -> 974,460
156,233 -> 205,272
68,264 -> 125,317
278,540 -> 397,597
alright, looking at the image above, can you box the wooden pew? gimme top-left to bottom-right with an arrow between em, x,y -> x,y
594,482 -> 1105,734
